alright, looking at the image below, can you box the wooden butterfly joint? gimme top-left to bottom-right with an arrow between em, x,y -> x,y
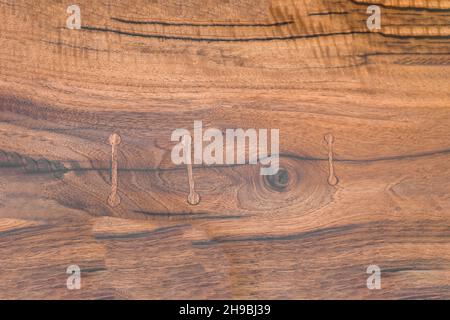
108,133 -> 121,207
182,135 -> 200,205
324,133 -> 338,186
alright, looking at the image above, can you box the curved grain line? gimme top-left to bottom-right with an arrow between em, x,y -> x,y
111,17 -> 293,27
81,25 -> 450,42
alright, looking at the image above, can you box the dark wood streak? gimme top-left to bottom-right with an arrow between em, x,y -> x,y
111,17 -> 294,27
308,11 -> 349,16
81,26 -> 450,42
134,211 -> 246,220
349,0 -> 450,13
0,225 -> 52,238
94,224 -> 189,240
192,223 -> 362,245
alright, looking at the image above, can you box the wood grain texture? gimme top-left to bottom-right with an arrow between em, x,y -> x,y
0,0 -> 449,299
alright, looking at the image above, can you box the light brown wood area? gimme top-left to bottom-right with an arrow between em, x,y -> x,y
0,0 -> 449,299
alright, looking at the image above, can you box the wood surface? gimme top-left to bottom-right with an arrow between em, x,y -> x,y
0,0 -> 449,299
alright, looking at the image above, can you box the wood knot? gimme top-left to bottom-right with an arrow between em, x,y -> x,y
265,167 -> 290,192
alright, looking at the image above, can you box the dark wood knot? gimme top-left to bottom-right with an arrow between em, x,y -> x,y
265,168 -> 290,192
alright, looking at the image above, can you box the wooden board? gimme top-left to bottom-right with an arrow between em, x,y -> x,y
0,0 -> 449,299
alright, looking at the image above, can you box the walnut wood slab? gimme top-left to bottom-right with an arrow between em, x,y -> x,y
0,0 -> 449,299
